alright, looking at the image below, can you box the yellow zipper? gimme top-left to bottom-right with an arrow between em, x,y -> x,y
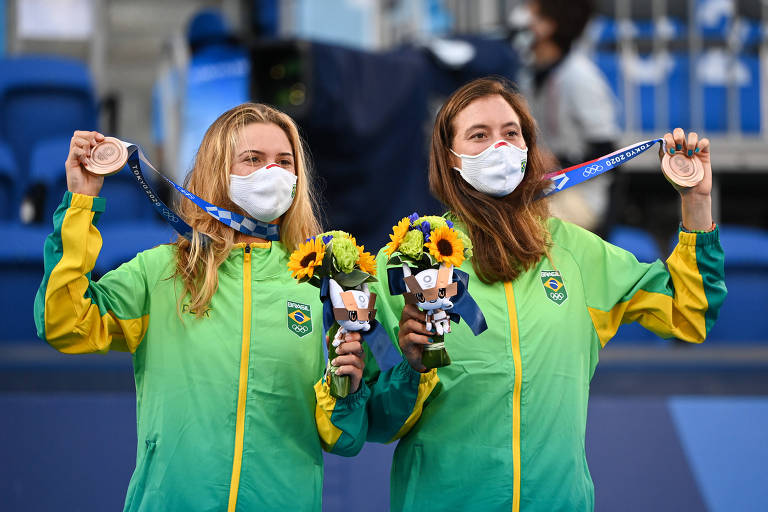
228,245 -> 252,511
504,281 -> 522,512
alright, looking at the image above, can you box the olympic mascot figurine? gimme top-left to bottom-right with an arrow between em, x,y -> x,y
384,213 -> 487,369
328,279 -> 376,346
288,230 -> 378,398
401,263 -> 456,336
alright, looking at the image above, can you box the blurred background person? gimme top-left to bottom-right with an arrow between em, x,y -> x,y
515,0 -> 619,236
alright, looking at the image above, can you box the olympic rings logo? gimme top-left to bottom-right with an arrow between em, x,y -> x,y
292,324 -> 310,333
582,164 -> 603,177
162,208 -> 179,223
549,292 -> 564,300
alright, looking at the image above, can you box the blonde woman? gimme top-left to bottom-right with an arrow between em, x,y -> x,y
34,103 -> 368,511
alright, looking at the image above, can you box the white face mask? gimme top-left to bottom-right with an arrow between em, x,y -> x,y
229,163 -> 297,222
451,140 -> 528,197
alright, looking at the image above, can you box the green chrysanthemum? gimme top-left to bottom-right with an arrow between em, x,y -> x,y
415,216 -> 448,231
456,229 -> 473,259
320,230 -> 351,241
399,229 -> 424,259
332,236 -> 358,273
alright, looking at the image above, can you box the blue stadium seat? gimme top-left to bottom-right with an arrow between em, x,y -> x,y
668,52 -> 691,129
27,136 -> 70,221
631,52 -> 690,132
698,50 -> 760,133
94,223 -> 176,276
593,50 -> 691,132
0,222 -> 49,342
696,0 -> 731,41
737,17 -> 763,46
608,225 -> 662,263
0,141 -> 17,219
592,51 -> 624,128
593,46 -> 761,135
0,55 -> 97,213
738,54 -> 760,133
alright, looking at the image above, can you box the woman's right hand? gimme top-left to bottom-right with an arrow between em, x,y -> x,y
66,130 -> 105,196
398,304 -> 434,373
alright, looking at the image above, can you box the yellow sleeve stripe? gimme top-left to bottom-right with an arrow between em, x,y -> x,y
588,289 -> 705,347
314,380 -> 343,451
45,194 -> 148,354
389,369 -> 439,443
588,242 -> 708,347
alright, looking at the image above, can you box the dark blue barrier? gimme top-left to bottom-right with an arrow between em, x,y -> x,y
2,388 -> 767,511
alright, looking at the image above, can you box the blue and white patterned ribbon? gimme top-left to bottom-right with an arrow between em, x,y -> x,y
120,142 -> 280,241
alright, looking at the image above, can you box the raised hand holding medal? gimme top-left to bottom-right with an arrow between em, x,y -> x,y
661,128 -> 710,190
660,128 -> 713,232
66,130 -> 108,197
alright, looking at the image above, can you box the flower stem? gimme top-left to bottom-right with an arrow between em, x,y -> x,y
327,323 -> 351,398
422,333 -> 451,369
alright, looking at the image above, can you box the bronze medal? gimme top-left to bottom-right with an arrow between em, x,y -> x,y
661,152 -> 704,188
84,137 -> 128,176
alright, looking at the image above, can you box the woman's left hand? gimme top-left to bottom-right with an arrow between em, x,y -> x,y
332,331 -> 365,393
661,128 -> 714,231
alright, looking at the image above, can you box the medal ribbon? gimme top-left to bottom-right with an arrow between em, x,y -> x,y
120,142 -> 280,241
540,138 -> 664,198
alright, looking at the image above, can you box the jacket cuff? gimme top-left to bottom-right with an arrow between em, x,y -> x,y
335,380 -> 371,409
678,224 -> 719,247
66,191 -> 105,213
395,358 -> 433,388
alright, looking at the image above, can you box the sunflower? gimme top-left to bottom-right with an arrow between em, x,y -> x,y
356,245 -> 377,276
425,225 -> 465,267
384,217 -> 411,257
287,237 -> 326,280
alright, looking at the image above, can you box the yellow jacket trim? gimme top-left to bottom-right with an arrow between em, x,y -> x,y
45,193 -> 148,354
227,247 -> 252,512
389,368 -> 439,442
504,281 -> 522,512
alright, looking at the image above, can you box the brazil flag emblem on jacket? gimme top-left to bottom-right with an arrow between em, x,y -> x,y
541,270 -> 568,305
287,300 -> 313,337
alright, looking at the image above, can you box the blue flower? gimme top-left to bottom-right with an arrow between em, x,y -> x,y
305,236 -> 316,242
417,221 -> 431,242
322,234 -> 333,244
446,219 -> 454,229
407,212 -> 420,225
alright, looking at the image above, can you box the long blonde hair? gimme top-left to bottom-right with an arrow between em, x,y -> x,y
429,78 -> 551,284
174,103 -> 321,316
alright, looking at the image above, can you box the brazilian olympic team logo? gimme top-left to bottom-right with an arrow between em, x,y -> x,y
521,160 -> 527,174
287,300 -> 312,338
541,270 -> 568,306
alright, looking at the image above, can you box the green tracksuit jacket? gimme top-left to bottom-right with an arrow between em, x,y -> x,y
34,192 -> 371,512
368,216 -> 726,512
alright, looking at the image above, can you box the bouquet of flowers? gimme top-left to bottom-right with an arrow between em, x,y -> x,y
288,230 -> 377,398
383,213 -> 476,369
